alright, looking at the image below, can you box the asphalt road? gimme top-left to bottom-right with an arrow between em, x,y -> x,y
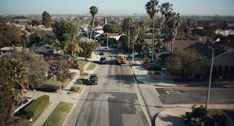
156,87 -> 234,104
65,50 -> 149,126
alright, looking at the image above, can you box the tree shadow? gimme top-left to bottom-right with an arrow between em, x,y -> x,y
159,115 -> 185,126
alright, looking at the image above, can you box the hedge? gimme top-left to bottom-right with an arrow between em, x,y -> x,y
22,95 -> 49,120
36,80 -> 61,92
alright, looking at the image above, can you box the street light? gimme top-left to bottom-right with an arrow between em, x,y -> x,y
205,45 -> 215,109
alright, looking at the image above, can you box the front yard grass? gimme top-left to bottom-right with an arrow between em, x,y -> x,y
86,62 -> 97,70
77,59 -> 87,69
43,102 -> 73,126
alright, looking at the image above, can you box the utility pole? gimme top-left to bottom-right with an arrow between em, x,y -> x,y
132,38 -> 135,62
206,46 -> 215,109
106,33 -> 108,48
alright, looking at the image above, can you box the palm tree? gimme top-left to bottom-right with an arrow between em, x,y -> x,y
145,0 -> 159,61
122,18 -> 133,52
130,25 -> 138,61
168,13 -> 181,52
89,6 -> 98,41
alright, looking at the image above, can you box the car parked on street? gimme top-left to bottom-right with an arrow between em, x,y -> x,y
88,74 -> 98,85
100,57 -> 106,64
144,62 -> 166,71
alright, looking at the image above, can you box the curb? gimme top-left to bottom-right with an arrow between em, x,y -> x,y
62,104 -> 76,126
128,62 -> 144,84
62,85 -> 87,126
129,61 -> 153,126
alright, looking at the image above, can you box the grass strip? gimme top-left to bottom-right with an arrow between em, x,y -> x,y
86,62 -> 97,70
43,102 -> 73,126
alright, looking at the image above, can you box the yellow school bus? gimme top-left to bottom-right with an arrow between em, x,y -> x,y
117,54 -> 127,64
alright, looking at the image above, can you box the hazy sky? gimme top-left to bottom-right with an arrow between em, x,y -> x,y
0,0 -> 234,16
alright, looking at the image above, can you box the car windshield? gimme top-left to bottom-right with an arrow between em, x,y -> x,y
90,74 -> 97,78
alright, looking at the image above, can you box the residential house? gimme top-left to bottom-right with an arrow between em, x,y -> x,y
0,47 -> 27,56
188,43 -> 234,79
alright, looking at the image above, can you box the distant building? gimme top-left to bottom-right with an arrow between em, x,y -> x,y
165,40 -> 203,51
215,29 -> 234,36
35,44 -> 54,56
0,47 -> 26,54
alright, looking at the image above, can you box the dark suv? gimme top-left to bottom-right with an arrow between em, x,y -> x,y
89,74 -> 98,85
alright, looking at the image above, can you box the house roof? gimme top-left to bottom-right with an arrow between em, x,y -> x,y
0,47 -> 23,51
187,43 -> 226,59
166,40 -> 201,50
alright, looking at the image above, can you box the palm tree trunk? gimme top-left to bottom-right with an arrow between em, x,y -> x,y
128,29 -> 130,53
152,17 -> 155,61
171,29 -> 177,52
90,16 -> 95,42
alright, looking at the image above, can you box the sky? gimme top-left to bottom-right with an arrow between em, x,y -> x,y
0,0 -> 234,16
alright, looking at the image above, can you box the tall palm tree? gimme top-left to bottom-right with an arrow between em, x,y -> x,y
168,13 -> 181,52
122,18 -> 133,52
130,25 -> 138,61
145,0 -> 159,61
89,6 -> 98,42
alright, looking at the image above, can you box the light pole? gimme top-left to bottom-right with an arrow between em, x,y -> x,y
106,33 -> 108,48
205,46 -> 215,109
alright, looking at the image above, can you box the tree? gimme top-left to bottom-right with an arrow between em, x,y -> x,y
64,39 -> 83,56
0,57 -> 28,125
31,19 -> 41,26
160,2 -> 173,45
89,6 -> 98,40
103,21 -> 120,33
122,18 -> 133,52
103,24 -> 112,33
185,19 -> 193,39
122,18 -> 133,34
145,0 -> 159,61
159,2 -> 181,51
52,21 -> 76,48
78,41 -> 97,59
42,11 -> 51,28
166,49 -> 209,80
0,23 -> 24,48
11,52 -> 48,89
168,12 -> 181,52
47,62 -> 71,82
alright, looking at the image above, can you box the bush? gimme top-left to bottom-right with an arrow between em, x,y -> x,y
184,105 -> 227,126
22,95 -> 49,120
70,85 -> 80,92
36,80 -> 61,92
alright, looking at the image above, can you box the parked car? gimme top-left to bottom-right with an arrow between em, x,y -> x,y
100,57 -> 106,64
144,63 -> 166,71
88,74 -> 98,85
99,51 -> 104,55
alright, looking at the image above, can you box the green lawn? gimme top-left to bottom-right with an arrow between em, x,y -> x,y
43,102 -> 73,126
86,62 -> 97,70
77,59 -> 87,69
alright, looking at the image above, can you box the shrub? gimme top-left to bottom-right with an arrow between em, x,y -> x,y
22,95 -> 49,120
36,80 -> 61,92
184,105 -> 227,126
70,85 -> 80,92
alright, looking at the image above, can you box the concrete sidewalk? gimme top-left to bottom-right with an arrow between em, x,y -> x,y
130,61 -> 176,87
156,108 -> 191,126
31,52 -> 100,126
